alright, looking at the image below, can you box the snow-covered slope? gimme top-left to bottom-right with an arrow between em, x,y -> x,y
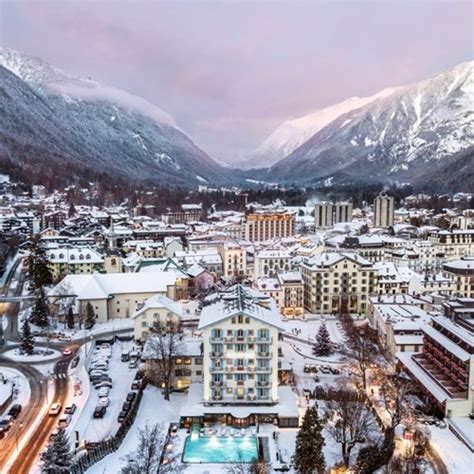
269,61 -> 474,191
0,48 -> 232,188
243,88 -> 400,169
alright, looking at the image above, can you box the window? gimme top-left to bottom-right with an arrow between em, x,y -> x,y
195,358 -> 203,365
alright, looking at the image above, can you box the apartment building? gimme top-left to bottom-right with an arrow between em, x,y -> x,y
374,262 -> 415,295
162,204 -> 203,225
132,294 -> 182,341
314,201 -> 353,229
255,272 -> 304,317
397,305 -> 473,447
443,256 -> 474,298
300,252 -> 377,314
198,285 -> 285,405
46,247 -> 104,280
219,242 -> 247,280
253,248 -> 291,279
374,194 -> 395,228
427,230 -> 474,259
242,209 -> 295,242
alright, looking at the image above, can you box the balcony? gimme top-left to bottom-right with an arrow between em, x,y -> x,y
211,337 -> 224,343
211,380 -> 223,387
257,351 -> 271,358
257,380 -> 270,387
255,366 -> 272,373
211,366 -> 224,373
211,352 -> 223,358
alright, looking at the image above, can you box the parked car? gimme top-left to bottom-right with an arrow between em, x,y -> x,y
89,364 -> 108,373
64,403 -> 77,415
0,418 -> 11,433
71,356 -> 80,368
121,351 -> 130,362
126,392 -> 136,402
117,410 -> 128,423
134,371 -> 144,380
319,366 -> 331,375
92,377 -> 112,386
329,367 -> 340,375
93,406 -> 107,418
98,387 -> 110,397
8,404 -> 22,419
303,364 -> 318,374
98,397 -> 109,407
48,403 -> 62,416
122,401 -> 132,412
128,360 -> 138,369
131,380 -> 141,390
58,415 -> 72,428
314,385 -> 325,398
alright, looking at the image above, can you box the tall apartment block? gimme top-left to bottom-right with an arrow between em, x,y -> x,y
315,201 -> 353,229
374,194 -> 395,228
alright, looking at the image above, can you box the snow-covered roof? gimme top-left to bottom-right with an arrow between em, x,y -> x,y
50,272 -> 177,300
47,247 -> 103,264
132,295 -> 182,319
301,251 -> 373,269
198,284 -> 285,331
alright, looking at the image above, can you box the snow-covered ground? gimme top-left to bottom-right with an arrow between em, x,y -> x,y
2,347 -> 61,362
74,340 -> 136,443
0,367 -> 31,411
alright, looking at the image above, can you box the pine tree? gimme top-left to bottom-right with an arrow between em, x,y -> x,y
41,428 -> 72,474
26,236 -> 53,293
68,201 -> 76,218
20,318 -> 35,355
84,302 -> 96,329
30,298 -> 49,328
66,307 -> 74,329
313,321 -> 333,356
292,405 -> 326,474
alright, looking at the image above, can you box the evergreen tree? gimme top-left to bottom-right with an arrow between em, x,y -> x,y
26,236 -> 53,292
30,298 -> 50,328
313,321 -> 333,356
84,302 -> 96,329
41,428 -> 72,474
292,405 -> 326,474
66,307 -> 74,329
20,318 -> 35,355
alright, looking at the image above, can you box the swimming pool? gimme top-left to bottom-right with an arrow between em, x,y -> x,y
182,435 -> 259,463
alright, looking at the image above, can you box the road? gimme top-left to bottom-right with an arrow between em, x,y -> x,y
0,360 -> 47,470
6,353 -> 75,474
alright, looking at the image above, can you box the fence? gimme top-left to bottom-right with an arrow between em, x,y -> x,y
70,381 -> 147,474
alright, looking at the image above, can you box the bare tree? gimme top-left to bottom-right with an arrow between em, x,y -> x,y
146,320 -> 184,401
225,451 -> 270,474
382,374 -> 413,429
120,423 -> 165,474
325,392 -> 375,468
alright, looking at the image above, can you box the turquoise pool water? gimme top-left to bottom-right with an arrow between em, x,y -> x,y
182,435 -> 259,463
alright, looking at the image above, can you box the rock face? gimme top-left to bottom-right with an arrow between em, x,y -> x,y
266,62 -> 474,191
0,48 -> 232,188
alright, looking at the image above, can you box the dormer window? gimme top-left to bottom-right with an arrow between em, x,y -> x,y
70,254 -> 75,260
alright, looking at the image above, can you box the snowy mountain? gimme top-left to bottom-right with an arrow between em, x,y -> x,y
269,62 -> 474,191
0,48 -> 232,188
243,88 -> 400,169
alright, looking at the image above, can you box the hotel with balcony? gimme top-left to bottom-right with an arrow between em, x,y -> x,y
198,284 -> 284,404
397,299 -> 474,449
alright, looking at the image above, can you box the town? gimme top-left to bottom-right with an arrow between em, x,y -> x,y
0,176 -> 472,473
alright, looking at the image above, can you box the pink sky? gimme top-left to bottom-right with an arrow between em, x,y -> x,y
1,0 -> 472,162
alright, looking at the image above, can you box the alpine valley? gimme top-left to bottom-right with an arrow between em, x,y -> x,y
0,48 -> 473,192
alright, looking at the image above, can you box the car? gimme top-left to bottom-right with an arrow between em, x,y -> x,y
58,415 -> 72,428
126,392 -> 136,402
117,410 -> 128,423
89,370 -> 108,378
64,403 -> 77,415
100,343 -> 111,350
62,348 -> 73,356
131,380 -> 141,390
93,406 -> 107,418
71,356 -> 80,369
128,360 -> 138,369
48,403 -> 62,416
330,367 -> 340,375
134,371 -> 144,380
98,397 -> 109,407
0,418 -> 11,433
314,385 -> 325,398
313,375 -> 320,383
92,377 -> 112,386
122,401 -> 132,412
7,404 -> 22,419
319,366 -> 331,375
89,364 -> 108,373
49,428 -> 59,440
121,352 -> 130,362
98,387 -> 110,397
